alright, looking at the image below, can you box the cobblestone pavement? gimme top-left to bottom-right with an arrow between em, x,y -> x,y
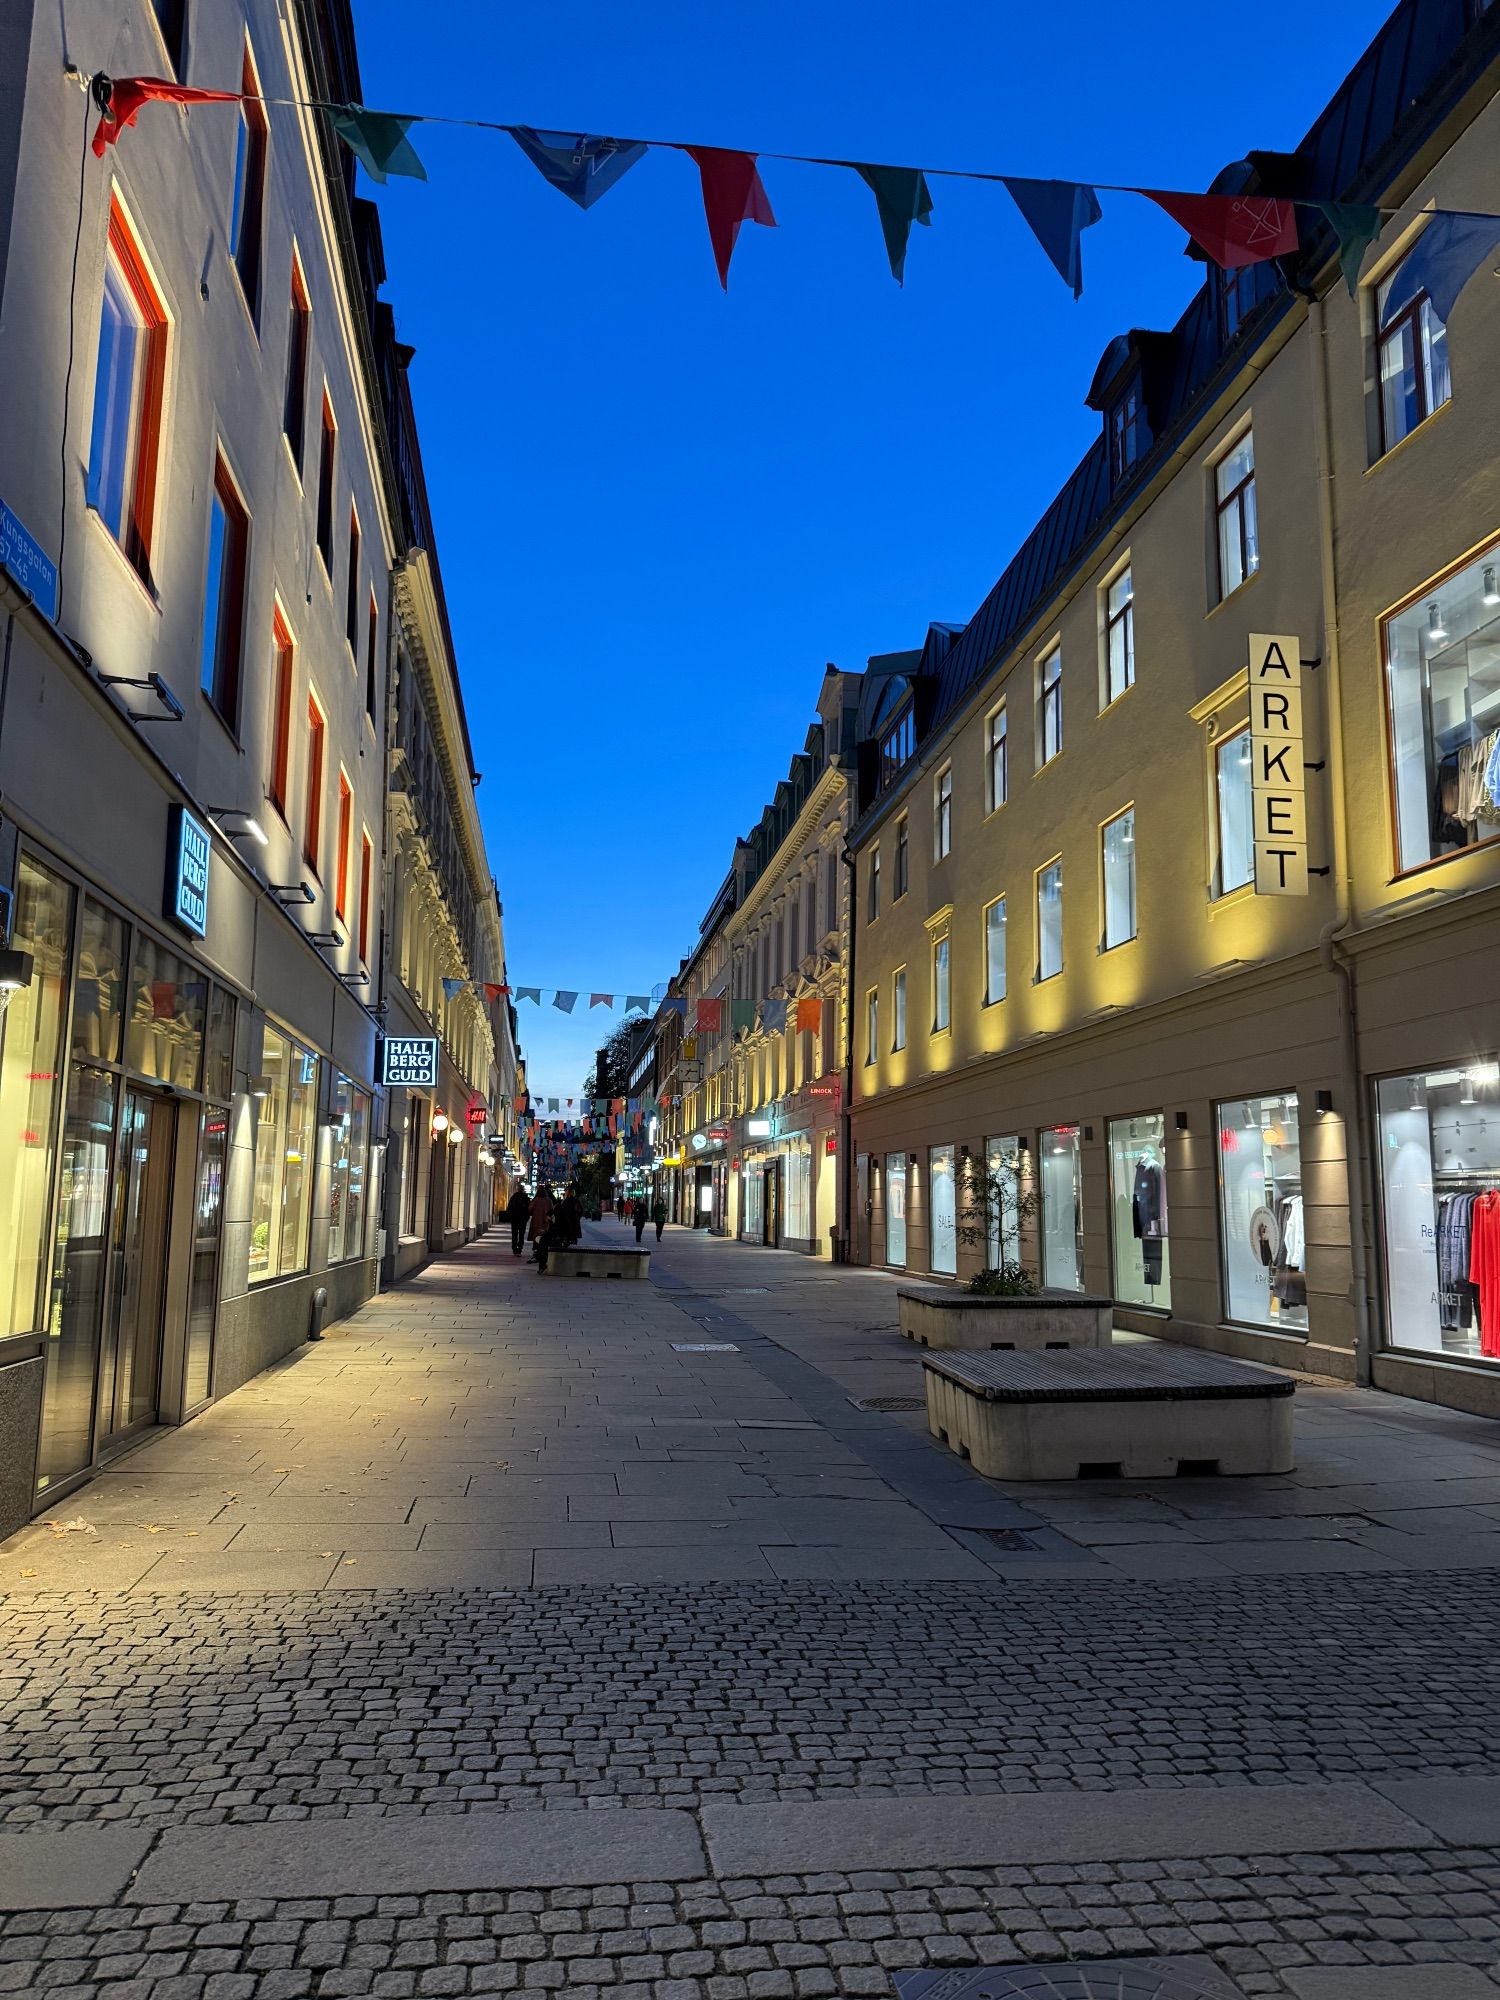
5,1224 -> 1500,1997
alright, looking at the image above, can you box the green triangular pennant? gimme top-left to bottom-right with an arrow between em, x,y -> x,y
1314,201 -> 1381,299
853,164 -> 933,285
330,106 -> 428,185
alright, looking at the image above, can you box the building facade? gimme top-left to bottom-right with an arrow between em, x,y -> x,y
846,0 -> 1500,1416
0,0 -> 510,1534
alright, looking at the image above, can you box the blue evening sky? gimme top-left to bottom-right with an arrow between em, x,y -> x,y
355,0 -> 1390,1100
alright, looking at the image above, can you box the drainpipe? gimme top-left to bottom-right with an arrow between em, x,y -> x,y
839,836 -> 857,1262
1310,290 -> 1376,1389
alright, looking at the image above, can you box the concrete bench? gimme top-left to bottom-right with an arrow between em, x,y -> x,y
899,1287 -> 1112,1351
922,1344 -> 1294,1480
545,1247 -> 651,1280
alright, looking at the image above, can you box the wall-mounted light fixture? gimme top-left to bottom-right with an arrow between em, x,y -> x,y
431,1110 -> 450,1134
1016,1135 -> 1030,1153
206,808 -> 269,847
448,1127 -> 464,1147
1314,1089 -> 1334,1116
248,1075 -> 273,1099
0,947 -> 35,993
271,881 -> 316,905
1175,1110 -> 1190,1132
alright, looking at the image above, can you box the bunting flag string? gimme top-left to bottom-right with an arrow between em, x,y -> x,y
427,978 -> 655,1013
78,71 -> 1500,304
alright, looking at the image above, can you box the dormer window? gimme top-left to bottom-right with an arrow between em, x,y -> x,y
1108,380 -> 1142,483
870,674 -> 916,792
1220,265 -> 1250,341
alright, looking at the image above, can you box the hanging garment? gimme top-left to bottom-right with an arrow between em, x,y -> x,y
1470,1191 -> 1500,1358
1432,751 -> 1469,849
1456,732 -> 1499,826
1474,728 -> 1500,827
1437,1192 -> 1477,1333
1271,1193 -> 1307,1308
1141,1237 -> 1164,1286
1131,1159 -> 1167,1239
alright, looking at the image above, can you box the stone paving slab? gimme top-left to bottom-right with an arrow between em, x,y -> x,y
0,1827 -> 151,1910
127,1806 -> 707,1901
1372,1776 -> 1500,1844
1282,1971 -> 1500,1998
700,1783 -> 1436,1874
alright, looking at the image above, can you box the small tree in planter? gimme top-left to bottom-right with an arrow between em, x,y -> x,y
955,1149 -> 1042,1296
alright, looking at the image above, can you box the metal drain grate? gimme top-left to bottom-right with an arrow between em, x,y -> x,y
894,1956 -> 1243,1998
969,1527 -> 1038,1552
848,1394 -> 926,1413
669,1341 -> 740,1353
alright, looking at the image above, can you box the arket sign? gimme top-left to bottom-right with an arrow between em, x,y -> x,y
1248,632 -> 1309,896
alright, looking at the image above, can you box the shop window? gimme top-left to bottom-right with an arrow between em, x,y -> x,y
985,1135 -> 1021,1270
268,609 -> 295,816
1216,1092 -> 1307,1334
125,933 -> 205,1089
894,816 -> 909,898
984,895 -> 1006,1005
304,692 -> 326,874
785,1143 -> 812,1242
199,453 -> 249,725
1215,727 -> 1254,894
327,1073 -> 371,1264
87,197 -> 168,587
204,985 -> 235,1100
1103,564 -> 1135,706
864,987 -> 878,1066
183,1103 -> 228,1410
71,895 -> 126,1067
447,1135 -> 466,1230
315,392 -> 336,570
1040,1124 -> 1083,1291
1036,858 -> 1063,982
1038,647 -> 1063,766
931,933 -> 950,1033
1101,806 -> 1137,949
934,765 -> 952,861
867,845 -> 880,922
884,1152 -> 907,1266
0,855 -> 75,1337
1109,1112 -> 1170,1309
1383,538 -> 1500,871
284,257 -> 310,468
229,44 -> 267,322
43,1064 -> 117,1490
1213,429 -> 1259,602
1377,253 -> 1451,455
1376,1061 -> 1500,1361
986,702 -> 1008,812
929,1143 -> 957,1275
249,1022 -> 317,1283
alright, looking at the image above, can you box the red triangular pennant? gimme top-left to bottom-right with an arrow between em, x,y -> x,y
684,146 -> 776,288
1140,190 -> 1298,269
92,76 -> 242,158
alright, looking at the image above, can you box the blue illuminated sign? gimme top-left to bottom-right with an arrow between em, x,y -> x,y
165,805 -> 211,938
0,498 -> 59,621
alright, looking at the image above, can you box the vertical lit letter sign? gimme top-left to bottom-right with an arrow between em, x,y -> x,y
1248,633 -> 1308,896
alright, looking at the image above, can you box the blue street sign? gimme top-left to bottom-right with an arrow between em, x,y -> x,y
0,498 -> 59,621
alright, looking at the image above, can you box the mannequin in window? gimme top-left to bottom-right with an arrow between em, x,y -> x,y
1132,1149 -> 1167,1286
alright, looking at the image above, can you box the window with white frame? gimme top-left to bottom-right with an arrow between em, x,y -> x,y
892,967 -> 907,1050
932,934 -> 951,1033
1103,565 -> 1135,705
1036,859 -> 1063,981
1376,252 -> 1452,455
1038,648 -> 1063,766
934,766 -> 952,860
1213,430 -> 1259,601
983,896 -> 1006,1005
1215,727 -> 1254,894
1101,807 -> 1137,948
865,987 -> 878,1065
986,703 -> 1008,813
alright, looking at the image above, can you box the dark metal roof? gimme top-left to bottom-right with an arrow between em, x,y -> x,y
861,0 -> 1500,814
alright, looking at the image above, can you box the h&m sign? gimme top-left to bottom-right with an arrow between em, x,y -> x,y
1248,633 -> 1308,897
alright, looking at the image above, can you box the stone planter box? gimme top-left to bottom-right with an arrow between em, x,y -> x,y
922,1344 -> 1295,1480
545,1248 -> 651,1280
898,1287 -> 1113,1351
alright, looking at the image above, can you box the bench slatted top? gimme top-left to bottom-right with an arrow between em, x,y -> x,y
922,1345 -> 1294,1403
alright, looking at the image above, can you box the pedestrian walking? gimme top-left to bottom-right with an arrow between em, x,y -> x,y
632,1195 -> 648,1244
505,1185 -> 530,1256
528,1186 -> 555,1268
558,1187 -> 583,1247
652,1197 -> 667,1243
614,1192 -> 626,1219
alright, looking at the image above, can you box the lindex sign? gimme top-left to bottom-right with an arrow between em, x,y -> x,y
1248,632 -> 1309,897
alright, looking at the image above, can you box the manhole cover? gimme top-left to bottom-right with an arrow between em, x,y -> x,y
670,1342 -> 740,1353
969,1527 -> 1038,1551
894,1958 -> 1242,1998
848,1395 -> 926,1413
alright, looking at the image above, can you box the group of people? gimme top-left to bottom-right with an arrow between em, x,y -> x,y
502,1183 -> 666,1269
